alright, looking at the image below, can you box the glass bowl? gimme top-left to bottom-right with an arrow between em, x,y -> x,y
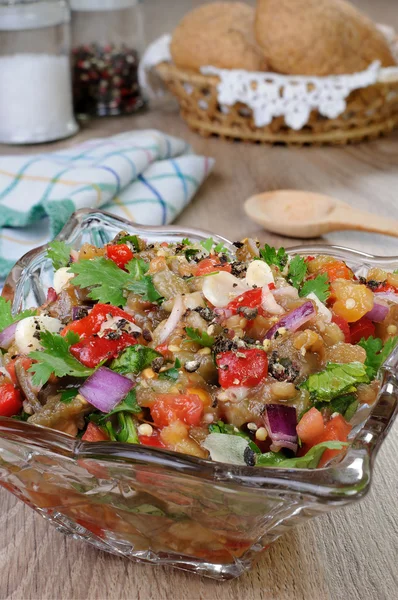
0,209 -> 397,580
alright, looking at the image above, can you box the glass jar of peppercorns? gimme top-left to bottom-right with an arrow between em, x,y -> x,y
70,0 -> 145,117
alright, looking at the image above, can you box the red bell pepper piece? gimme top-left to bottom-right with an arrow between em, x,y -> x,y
331,314 -> 351,343
226,288 -> 263,315
139,430 -> 166,448
150,394 -> 203,427
70,332 -> 138,368
0,383 -> 23,417
349,317 -> 375,345
216,348 -> 268,388
106,243 -> 134,270
61,303 -> 135,338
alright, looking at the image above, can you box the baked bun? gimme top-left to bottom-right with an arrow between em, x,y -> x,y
255,0 -> 396,75
171,2 -> 268,72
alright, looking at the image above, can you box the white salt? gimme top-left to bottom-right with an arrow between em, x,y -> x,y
0,53 -> 78,144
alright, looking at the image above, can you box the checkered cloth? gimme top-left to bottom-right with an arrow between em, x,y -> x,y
0,129 -> 214,280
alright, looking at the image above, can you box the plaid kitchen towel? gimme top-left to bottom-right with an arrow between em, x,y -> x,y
0,129 -> 214,280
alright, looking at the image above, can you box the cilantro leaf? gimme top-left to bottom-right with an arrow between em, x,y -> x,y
111,345 -> 162,375
300,273 -> 330,302
185,248 -> 200,261
313,393 -> 358,420
182,238 -> 192,246
69,257 -> 129,306
287,255 -> 307,289
117,234 -> 140,252
28,330 -> 93,386
185,327 -> 215,348
358,335 -> 398,379
256,441 -> 348,469
124,259 -> 163,304
214,241 -> 229,254
46,241 -> 72,270
300,362 -> 369,402
200,237 -> 215,253
259,244 -> 288,270
159,358 -> 181,381
69,256 -> 163,306
101,389 -> 141,417
0,297 -> 36,331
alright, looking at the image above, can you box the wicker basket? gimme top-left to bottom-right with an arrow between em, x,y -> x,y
155,62 -> 398,145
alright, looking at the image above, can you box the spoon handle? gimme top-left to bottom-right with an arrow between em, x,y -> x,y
330,206 -> 398,238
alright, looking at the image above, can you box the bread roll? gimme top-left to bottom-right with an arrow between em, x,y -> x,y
171,2 -> 268,72
255,0 -> 395,75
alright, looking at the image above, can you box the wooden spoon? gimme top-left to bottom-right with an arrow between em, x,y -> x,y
244,190 -> 398,239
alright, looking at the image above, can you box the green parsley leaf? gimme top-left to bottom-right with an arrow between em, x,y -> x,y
182,238 -> 192,246
358,335 -> 398,379
69,256 -> 162,306
124,259 -> 163,304
256,441 -> 348,469
159,358 -> 181,381
111,345 -> 162,375
185,327 -> 215,347
208,421 -> 261,454
214,241 -> 229,254
300,362 -> 369,402
28,330 -> 93,386
117,234 -> 141,252
259,244 -> 288,270
287,255 -> 307,289
60,389 -> 77,404
46,240 -> 72,270
313,393 -> 358,420
117,412 -> 139,444
0,297 -> 37,331
200,237 -> 215,253
101,389 -> 141,417
69,257 -> 129,306
299,273 -> 330,302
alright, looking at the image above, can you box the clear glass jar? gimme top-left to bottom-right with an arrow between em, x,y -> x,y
71,0 -> 146,117
0,0 -> 79,144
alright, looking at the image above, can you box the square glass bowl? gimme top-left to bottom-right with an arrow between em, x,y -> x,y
0,209 -> 397,580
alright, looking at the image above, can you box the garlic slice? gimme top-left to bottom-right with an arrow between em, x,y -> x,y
245,260 -> 274,288
202,272 -> 249,308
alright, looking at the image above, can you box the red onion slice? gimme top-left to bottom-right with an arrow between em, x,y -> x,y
158,295 -> 184,344
265,300 -> 315,340
365,300 -> 389,323
263,404 -> 298,454
79,367 -> 135,413
0,322 -> 17,350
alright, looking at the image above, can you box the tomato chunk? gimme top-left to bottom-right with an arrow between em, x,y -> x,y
349,317 -> 375,345
106,243 -> 134,270
139,430 -> 166,448
331,314 -> 351,343
82,422 -> 109,442
0,383 -> 22,417
150,394 -> 203,427
62,303 -> 135,338
195,257 -> 231,276
226,288 -> 263,315
301,414 -> 352,467
216,349 -> 268,388
70,332 -> 138,368
296,407 -> 324,445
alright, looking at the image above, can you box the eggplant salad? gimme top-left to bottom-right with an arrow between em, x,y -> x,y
0,233 -> 397,469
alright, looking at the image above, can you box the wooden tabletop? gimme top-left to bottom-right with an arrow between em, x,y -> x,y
1,1 -> 398,599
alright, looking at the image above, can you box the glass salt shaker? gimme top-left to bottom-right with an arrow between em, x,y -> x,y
0,0 -> 79,144
70,0 -> 146,117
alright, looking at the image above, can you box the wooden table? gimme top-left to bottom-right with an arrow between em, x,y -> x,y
1,1 -> 398,599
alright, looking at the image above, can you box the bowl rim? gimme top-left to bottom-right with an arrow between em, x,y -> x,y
1,208 -> 397,503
